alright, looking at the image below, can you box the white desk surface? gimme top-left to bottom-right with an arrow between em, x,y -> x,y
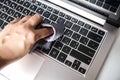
97,28 -> 120,80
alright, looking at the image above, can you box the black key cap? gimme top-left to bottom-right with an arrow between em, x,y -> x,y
79,67 -> 86,74
84,24 -> 91,29
1,22 -> 8,29
70,49 -> 92,65
72,32 -> 81,41
29,11 -> 35,16
70,40 -> 79,49
43,18 -> 51,23
50,14 -> 58,21
88,40 -> 99,50
41,48 -> 51,54
7,9 -> 15,16
71,18 -> 78,23
80,36 -> 89,45
0,13 -> 8,20
1,5 -> 9,12
17,0 -> 24,5
30,4 -> 37,11
91,27 -> 98,32
79,28 -> 88,36
23,1 -> 31,8
36,7 -> 44,14
0,19 -> 4,26
35,1 -> 41,6
90,0 -> 96,4
98,30 -> 105,36
96,1 -> 103,7
78,44 -> 95,57
43,11 -> 51,18
57,17 -> 65,24
49,48 -> 59,58
47,6 -> 53,12
103,3 -> 110,9
62,45 -> 71,54
72,60 -> 81,70
59,12 -> 65,17
9,2 -> 17,9
54,41 -> 63,50
64,29 -> 73,37
65,60 -> 72,66
78,20 -> 84,26
62,36 -> 71,45
6,16 -> 14,22
16,5 -> 24,12
87,31 -> 102,43
0,0 -> 4,3
14,12 -> 21,18
41,4 -> 47,9
72,24 -> 81,32
110,7 -> 117,12
53,9 -> 59,14
57,52 -> 67,63
4,0 -> 11,6
65,15 -> 71,20
22,8 -> 30,15
65,21 -> 73,28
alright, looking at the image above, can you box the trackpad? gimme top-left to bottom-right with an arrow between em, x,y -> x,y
0,53 -> 44,80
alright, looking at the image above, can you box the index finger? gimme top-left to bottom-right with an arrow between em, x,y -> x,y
25,14 -> 43,28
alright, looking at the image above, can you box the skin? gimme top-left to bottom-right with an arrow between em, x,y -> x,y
0,14 -> 53,69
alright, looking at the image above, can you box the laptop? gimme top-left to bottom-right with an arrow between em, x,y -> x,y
0,0 -> 120,80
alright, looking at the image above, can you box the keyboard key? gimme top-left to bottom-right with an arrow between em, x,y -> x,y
72,32 -> 81,41
22,8 -> 30,15
30,4 -> 37,11
47,6 -> 53,12
62,36 -> 71,45
54,41 -> 63,50
88,40 -> 99,50
1,5 -> 9,12
110,6 -> 117,12
91,27 -> 98,32
0,19 -> 4,26
103,3 -> 110,9
29,11 -> 35,16
7,9 -> 15,16
62,45 -> 71,54
43,11 -> 51,18
57,17 -> 65,24
0,13 -> 8,20
0,0 -> 4,3
53,9 -> 59,14
64,29 -> 73,37
59,12 -> 65,17
49,48 -> 59,58
70,49 -> 91,65
72,60 -> 81,70
43,18 -> 51,23
70,40 -> 79,49
65,60 -> 72,66
65,15 -> 71,20
87,31 -> 102,43
1,22 -> 8,29
78,44 -> 95,57
71,24 -> 81,32
16,5 -> 24,12
78,20 -> 84,26
4,0 -> 11,6
9,2 -> 17,9
96,1 -> 103,7
79,67 -> 86,74
84,24 -> 91,29
98,30 -> 105,36
65,21 -> 73,28
57,52 -> 67,63
41,48 -> 51,54
49,14 -> 58,21
17,0 -> 24,5
23,1 -> 31,8
71,18 -> 78,23
40,4 -> 47,9
79,28 -> 88,36
80,36 -> 89,45
90,0 -> 96,4
35,1 -> 41,6
14,12 -> 21,18
36,7 -> 44,14
6,16 -> 14,22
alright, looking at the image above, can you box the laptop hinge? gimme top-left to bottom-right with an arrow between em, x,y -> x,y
106,18 -> 120,28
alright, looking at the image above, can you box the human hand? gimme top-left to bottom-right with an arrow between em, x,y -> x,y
0,14 -> 53,66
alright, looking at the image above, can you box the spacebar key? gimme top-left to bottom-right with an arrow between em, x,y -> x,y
70,49 -> 92,65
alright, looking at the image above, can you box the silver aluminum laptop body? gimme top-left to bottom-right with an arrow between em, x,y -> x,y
34,0 -> 120,80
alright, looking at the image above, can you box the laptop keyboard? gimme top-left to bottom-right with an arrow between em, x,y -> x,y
0,0 -> 106,75
88,0 -> 120,12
